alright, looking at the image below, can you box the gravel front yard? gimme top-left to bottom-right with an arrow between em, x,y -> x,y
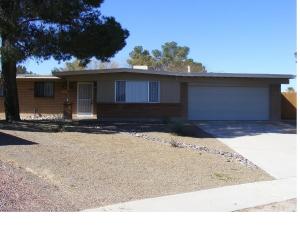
0,121 -> 272,211
0,160 -> 75,211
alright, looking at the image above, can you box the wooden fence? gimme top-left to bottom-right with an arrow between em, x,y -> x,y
281,92 -> 297,120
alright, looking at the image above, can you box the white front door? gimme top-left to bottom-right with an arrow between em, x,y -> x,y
77,82 -> 93,115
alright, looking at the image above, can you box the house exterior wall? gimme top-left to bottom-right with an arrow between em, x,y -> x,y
93,73 -> 181,119
96,73 -> 181,103
0,79 -> 67,119
93,74 -> 283,120
269,84 -> 281,120
0,73 -> 287,120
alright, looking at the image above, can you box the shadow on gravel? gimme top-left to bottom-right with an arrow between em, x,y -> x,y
2,120 -> 295,139
0,119 -> 209,138
0,120 -> 118,134
0,132 -> 37,146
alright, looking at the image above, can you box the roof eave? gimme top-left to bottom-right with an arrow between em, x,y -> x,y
53,68 -> 295,79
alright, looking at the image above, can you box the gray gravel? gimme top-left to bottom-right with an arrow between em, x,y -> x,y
0,160 -> 76,211
126,131 -> 258,168
0,128 -> 272,211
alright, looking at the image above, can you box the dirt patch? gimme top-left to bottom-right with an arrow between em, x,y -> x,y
0,160 -> 75,211
0,126 -> 272,211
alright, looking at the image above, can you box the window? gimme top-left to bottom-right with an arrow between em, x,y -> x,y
149,81 -> 159,102
34,82 -> 54,97
115,81 -> 125,102
0,82 -> 3,97
126,81 -> 148,103
115,80 -> 159,103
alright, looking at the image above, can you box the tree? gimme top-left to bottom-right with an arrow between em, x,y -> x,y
287,87 -> 295,92
0,0 -> 129,121
52,59 -> 86,72
16,65 -> 32,74
2,64 -> 33,74
90,60 -> 120,69
52,58 -> 120,72
127,46 -> 154,67
127,41 -> 206,73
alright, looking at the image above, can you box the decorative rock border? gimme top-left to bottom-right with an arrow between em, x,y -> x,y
22,114 -> 64,121
122,130 -> 258,169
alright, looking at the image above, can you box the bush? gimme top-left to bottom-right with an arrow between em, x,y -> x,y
170,121 -> 200,137
162,116 -> 171,124
171,120 -> 185,135
170,139 -> 183,148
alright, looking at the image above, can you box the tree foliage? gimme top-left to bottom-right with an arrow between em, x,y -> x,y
287,87 -> 295,92
127,41 -> 206,72
0,0 -> 129,121
52,58 -> 120,72
127,46 -> 154,67
16,65 -> 32,74
91,60 -> 120,69
52,59 -> 86,72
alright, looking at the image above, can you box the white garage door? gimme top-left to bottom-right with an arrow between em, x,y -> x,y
188,86 -> 269,120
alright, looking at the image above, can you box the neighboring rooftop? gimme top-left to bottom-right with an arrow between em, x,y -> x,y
53,68 -> 295,79
16,74 -> 60,79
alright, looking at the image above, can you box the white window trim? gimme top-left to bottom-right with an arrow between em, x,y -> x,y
148,81 -> 160,103
115,80 -> 126,103
115,80 -> 160,103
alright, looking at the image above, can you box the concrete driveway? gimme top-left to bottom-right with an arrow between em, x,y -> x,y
198,121 -> 297,179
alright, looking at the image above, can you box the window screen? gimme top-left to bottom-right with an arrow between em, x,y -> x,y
149,81 -> 159,102
34,82 -> 54,97
125,81 -> 148,103
115,80 -> 126,102
115,80 -> 160,103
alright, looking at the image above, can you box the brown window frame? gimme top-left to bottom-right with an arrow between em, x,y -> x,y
34,81 -> 55,98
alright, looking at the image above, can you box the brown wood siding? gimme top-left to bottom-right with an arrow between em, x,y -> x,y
0,80 -> 98,119
18,80 -> 65,114
0,79 -> 68,117
281,92 -> 297,120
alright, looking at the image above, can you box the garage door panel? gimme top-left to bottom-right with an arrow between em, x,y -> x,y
188,86 -> 269,120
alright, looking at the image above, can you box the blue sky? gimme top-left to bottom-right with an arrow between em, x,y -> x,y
24,0 -> 296,90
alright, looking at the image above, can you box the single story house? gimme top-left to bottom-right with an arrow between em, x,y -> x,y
0,68 -> 294,120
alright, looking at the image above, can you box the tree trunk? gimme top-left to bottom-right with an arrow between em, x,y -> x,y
1,57 -> 20,122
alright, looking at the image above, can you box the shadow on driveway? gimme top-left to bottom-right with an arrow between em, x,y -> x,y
197,121 -> 296,138
0,132 -> 37,146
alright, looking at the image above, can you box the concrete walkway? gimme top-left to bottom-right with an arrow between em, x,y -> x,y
198,121 -> 297,179
84,178 -> 296,212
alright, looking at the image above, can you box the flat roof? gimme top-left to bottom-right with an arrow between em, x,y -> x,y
16,74 -> 60,80
54,68 -> 295,79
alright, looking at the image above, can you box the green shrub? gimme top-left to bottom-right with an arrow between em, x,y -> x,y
170,121 -> 199,137
170,138 -> 183,148
171,120 -> 185,135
